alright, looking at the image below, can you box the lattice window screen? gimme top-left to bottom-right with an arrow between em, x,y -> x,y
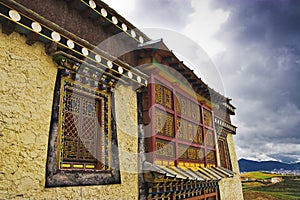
59,80 -> 110,170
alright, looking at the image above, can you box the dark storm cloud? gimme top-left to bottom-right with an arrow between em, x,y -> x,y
211,0 -> 300,163
269,153 -> 300,164
129,0 -> 194,30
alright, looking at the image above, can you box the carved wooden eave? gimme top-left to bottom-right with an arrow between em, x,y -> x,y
142,161 -> 235,199
71,0 -> 150,43
137,39 -> 236,113
214,117 -> 237,135
0,0 -> 149,87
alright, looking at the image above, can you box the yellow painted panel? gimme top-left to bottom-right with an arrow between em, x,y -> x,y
62,163 -> 71,168
155,160 -> 163,165
73,164 -> 84,168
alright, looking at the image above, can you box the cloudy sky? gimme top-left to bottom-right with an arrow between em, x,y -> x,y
102,0 -> 300,163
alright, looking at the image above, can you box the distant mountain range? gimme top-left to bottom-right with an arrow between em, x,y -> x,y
238,158 -> 300,172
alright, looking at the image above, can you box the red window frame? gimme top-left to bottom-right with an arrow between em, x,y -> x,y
145,75 -> 218,166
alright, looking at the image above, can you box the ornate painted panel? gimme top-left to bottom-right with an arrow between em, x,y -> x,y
177,118 -> 202,144
178,93 -> 189,117
178,144 -> 205,161
155,109 -> 174,137
206,151 -> 216,163
163,87 -> 173,110
156,139 -> 175,159
176,93 -> 201,122
195,126 -> 204,145
154,84 -> 163,105
205,129 -> 215,148
177,117 -> 202,144
203,109 -> 213,127
154,83 -> 173,109
175,95 -> 181,114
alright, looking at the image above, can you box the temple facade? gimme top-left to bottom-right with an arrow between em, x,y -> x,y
0,0 -> 243,199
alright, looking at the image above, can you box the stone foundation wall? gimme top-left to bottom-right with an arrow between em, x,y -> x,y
227,134 -> 240,173
218,134 -> 243,200
218,175 -> 244,200
0,31 -> 139,199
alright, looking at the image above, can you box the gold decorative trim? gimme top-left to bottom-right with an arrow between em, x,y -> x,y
0,1 -> 148,86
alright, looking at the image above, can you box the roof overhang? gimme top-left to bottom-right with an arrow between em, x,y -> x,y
143,162 -> 235,183
0,0 -> 148,86
137,39 -> 236,110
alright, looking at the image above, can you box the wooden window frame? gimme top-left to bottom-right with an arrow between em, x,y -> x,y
46,70 -> 121,187
218,135 -> 232,170
59,84 -> 108,170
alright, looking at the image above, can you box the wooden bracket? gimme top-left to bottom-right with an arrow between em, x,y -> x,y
46,41 -> 58,54
2,20 -> 16,35
26,32 -> 40,45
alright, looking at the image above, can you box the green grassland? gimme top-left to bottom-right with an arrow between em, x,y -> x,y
242,172 -> 300,200
241,171 -> 281,179
242,181 -> 265,189
255,178 -> 300,200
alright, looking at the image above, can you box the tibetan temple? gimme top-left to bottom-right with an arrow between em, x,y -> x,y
0,0 -> 244,199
